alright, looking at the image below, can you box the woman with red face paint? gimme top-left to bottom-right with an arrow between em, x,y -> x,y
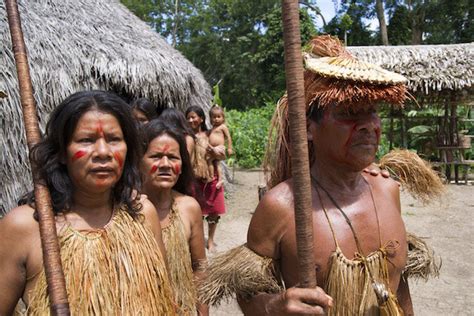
140,119 -> 208,316
0,91 -> 176,315
185,106 -> 226,253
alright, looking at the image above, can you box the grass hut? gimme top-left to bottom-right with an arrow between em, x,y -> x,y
348,43 -> 473,96
349,43 -> 473,181
0,0 -> 212,214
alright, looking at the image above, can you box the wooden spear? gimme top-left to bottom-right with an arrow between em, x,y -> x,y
5,0 -> 70,314
281,0 -> 317,288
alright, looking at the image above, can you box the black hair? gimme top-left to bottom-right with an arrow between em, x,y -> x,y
141,119 -> 194,196
185,106 -> 208,131
307,102 -> 325,124
21,90 -> 142,218
131,98 -> 159,121
159,108 -> 195,139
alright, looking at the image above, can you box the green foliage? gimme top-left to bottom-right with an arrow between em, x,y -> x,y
324,1 -> 376,45
225,102 -> 275,168
387,5 -> 412,45
212,83 -> 222,106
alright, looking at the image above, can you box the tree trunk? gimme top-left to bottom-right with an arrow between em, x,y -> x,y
409,0 -> 426,45
281,0 -> 316,289
375,0 -> 389,45
5,1 -> 70,314
172,0 -> 180,47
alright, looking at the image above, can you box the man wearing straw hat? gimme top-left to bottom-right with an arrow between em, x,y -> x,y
199,35 -> 442,315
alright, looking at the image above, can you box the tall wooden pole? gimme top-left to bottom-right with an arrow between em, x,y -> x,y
5,1 -> 70,314
281,0 -> 316,288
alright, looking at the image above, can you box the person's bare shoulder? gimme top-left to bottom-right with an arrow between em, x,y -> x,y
247,180 -> 294,258
137,196 -> 160,232
174,192 -> 202,221
366,172 -> 399,194
0,205 -> 38,236
0,205 -> 39,266
364,173 -> 401,210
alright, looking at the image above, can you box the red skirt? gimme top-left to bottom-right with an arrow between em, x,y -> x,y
194,177 -> 226,216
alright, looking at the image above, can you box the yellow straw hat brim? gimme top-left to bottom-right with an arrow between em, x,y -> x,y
304,53 -> 408,85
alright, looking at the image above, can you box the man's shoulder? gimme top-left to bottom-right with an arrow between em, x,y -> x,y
259,180 -> 294,212
364,172 -> 399,193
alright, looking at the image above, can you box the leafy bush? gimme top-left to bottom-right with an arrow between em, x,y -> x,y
225,102 -> 275,168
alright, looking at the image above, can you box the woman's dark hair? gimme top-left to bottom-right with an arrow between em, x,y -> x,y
22,90 -> 142,218
131,98 -> 159,121
159,108 -> 195,139
185,106 -> 208,132
141,119 -> 194,196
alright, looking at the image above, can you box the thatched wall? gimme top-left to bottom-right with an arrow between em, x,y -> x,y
0,0 -> 212,214
349,43 -> 473,95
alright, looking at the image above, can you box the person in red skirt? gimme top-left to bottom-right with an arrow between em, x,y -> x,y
186,106 -> 226,252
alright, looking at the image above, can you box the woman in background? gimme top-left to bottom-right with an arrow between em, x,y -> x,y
185,106 -> 226,253
140,119 -> 208,315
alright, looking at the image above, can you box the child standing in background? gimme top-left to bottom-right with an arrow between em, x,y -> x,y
207,105 -> 233,189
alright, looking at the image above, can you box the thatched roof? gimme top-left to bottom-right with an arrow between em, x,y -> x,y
0,0 -> 211,214
348,43 -> 473,95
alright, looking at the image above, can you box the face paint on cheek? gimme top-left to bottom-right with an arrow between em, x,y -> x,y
113,152 -> 124,168
173,164 -> 181,175
149,164 -> 158,175
72,150 -> 87,162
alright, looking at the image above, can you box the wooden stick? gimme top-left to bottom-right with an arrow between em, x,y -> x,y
281,0 -> 316,288
5,1 -> 70,314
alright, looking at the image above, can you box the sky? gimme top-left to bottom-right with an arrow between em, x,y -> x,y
315,0 -> 337,29
314,1 -> 379,31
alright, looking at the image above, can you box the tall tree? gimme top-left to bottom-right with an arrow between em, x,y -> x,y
387,5 -> 412,45
375,0 -> 389,44
122,0 -> 319,109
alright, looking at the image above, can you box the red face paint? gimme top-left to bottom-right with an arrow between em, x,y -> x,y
161,144 -> 170,153
149,164 -> 158,175
72,150 -> 87,162
113,152 -> 124,168
96,120 -> 104,137
173,164 -> 181,175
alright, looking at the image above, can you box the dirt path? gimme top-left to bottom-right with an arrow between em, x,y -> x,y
207,169 -> 474,315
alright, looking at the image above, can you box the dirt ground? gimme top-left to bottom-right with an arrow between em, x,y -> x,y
207,169 -> 474,316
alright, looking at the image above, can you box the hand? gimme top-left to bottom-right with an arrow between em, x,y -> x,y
227,148 -> 233,156
364,163 -> 390,178
266,287 -> 333,315
207,144 -> 226,160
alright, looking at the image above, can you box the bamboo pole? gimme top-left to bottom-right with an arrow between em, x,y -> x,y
281,0 -> 316,288
5,1 -> 70,314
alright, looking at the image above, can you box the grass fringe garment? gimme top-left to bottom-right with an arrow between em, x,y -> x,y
199,234 -> 436,312
25,208 -> 176,315
325,247 -> 403,316
197,244 -> 282,306
162,201 -> 198,315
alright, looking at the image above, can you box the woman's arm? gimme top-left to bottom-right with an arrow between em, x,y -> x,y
0,206 -> 35,314
184,197 -> 209,315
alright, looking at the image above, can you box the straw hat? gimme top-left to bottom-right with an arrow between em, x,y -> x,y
301,35 -> 409,109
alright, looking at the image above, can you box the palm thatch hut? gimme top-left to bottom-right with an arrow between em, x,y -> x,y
0,0 -> 212,214
348,43 -> 473,96
349,43 -> 473,182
